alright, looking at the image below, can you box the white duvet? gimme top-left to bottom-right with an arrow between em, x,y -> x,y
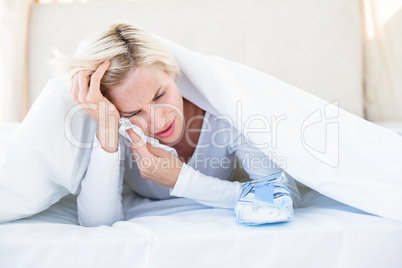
0,33 -> 402,224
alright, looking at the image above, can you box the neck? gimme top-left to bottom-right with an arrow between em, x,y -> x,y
173,98 -> 205,159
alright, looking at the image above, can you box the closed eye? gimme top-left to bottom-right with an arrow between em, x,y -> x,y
122,92 -> 165,119
156,91 -> 165,100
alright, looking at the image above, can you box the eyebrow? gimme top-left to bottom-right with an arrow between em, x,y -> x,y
120,86 -> 162,115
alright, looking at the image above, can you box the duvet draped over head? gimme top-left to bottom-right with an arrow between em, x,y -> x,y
1,34 -> 402,223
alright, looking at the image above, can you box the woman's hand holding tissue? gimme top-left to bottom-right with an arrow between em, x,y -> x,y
127,129 -> 182,188
70,60 -> 120,153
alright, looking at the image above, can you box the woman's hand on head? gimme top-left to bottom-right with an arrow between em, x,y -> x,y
70,60 -> 119,124
70,60 -> 120,153
127,129 -> 183,188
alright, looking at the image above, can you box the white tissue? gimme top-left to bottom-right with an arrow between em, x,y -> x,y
118,118 -> 178,157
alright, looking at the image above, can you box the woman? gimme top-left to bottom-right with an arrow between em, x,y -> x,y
53,23 -> 301,227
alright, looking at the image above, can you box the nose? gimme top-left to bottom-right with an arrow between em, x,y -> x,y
153,108 -> 167,134
129,105 -> 168,135
138,105 -> 167,134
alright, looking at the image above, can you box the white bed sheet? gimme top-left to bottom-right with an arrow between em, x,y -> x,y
1,182 -> 402,267
1,124 -> 402,268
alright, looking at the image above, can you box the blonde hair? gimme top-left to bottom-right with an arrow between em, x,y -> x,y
49,22 -> 181,102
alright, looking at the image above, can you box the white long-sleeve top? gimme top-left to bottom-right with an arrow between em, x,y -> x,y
77,111 -> 302,227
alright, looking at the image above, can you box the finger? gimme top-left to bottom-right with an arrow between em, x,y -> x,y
70,73 -> 79,103
69,67 -> 79,79
69,73 -> 75,99
146,143 -> 171,158
78,70 -> 91,101
88,60 -> 110,97
127,129 -> 151,157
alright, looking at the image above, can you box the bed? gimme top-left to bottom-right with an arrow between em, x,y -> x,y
1,0 -> 402,267
1,121 -> 401,267
1,125 -> 402,267
1,184 -> 402,267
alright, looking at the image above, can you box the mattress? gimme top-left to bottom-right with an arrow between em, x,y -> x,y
1,123 -> 402,268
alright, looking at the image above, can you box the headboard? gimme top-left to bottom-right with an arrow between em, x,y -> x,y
28,0 -> 363,117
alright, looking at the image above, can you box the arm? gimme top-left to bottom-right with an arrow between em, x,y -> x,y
70,61 -> 125,226
170,123 -> 301,210
77,133 -> 125,227
169,147 -> 302,210
170,162 -> 242,209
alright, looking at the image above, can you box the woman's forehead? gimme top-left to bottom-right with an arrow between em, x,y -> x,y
111,66 -> 166,112
115,66 -> 163,94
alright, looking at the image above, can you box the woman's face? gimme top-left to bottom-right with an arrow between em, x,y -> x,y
111,65 -> 184,145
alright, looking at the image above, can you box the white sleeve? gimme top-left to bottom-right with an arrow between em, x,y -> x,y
77,133 -> 125,227
168,126 -> 301,210
230,132 -> 302,209
170,162 -> 242,209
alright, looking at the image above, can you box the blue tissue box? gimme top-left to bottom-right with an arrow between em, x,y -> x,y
234,171 -> 294,225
